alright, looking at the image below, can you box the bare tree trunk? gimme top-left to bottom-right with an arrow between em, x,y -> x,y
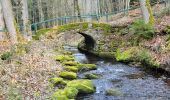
166,0 -> 170,8
140,0 -> 154,25
38,0 -> 45,28
74,0 -> 81,21
139,0 -> 150,24
0,2 -> 6,41
1,0 -> 18,44
21,0 -> 32,41
125,0 -> 130,12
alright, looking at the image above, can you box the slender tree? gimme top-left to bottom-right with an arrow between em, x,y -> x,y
139,0 -> 155,25
21,0 -> 32,41
0,2 -> 6,41
1,0 -> 18,44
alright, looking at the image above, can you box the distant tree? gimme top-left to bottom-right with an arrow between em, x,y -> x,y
139,0 -> 155,25
165,0 -> 170,7
0,2 -> 6,41
21,0 -> 32,41
0,0 -> 18,44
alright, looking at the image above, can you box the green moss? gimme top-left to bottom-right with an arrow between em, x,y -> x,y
49,77 -> 66,85
105,89 -> 123,96
56,22 -> 112,34
85,73 -> 100,79
32,28 -> 55,40
57,22 -> 89,33
115,48 -> 133,62
52,87 -> 78,100
55,55 -> 74,62
1,52 -> 13,60
64,87 -> 78,99
97,52 -> 115,58
92,23 -> 112,34
31,22 -> 113,40
76,64 -> 97,70
66,79 -> 95,94
52,90 -> 69,100
115,47 -> 160,67
162,25 -> 170,34
52,80 -> 95,100
63,51 -> 73,55
129,20 -> 154,42
146,0 -> 155,26
64,66 -> 78,72
59,71 -> 77,80
63,61 -> 79,66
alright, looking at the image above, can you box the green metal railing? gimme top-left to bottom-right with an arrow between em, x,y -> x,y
30,0 -> 167,33
1,0 -> 167,33
30,8 -> 130,33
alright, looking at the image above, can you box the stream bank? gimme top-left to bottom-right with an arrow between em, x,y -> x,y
65,46 -> 170,100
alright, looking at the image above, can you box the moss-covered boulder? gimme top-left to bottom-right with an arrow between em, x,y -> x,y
49,77 -> 66,85
64,87 -> 78,99
59,71 -> 77,80
115,48 -> 134,62
63,61 -> 79,66
85,73 -> 100,79
162,25 -> 170,34
52,87 -> 78,100
105,89 -> 123,96
76,64 -> 97,70
55,55 -> 74,62
63,51 -> 73,55
64,66 -> 78,72
115,47 -> 160,67
66,79 -> 95,94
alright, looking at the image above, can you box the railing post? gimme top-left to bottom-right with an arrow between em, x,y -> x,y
31,24 -> 37,34
64,17 -> 67,24
106,14 -> 109,22
96,14 -> 99,22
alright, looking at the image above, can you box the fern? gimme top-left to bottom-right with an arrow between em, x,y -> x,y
130,20 -> 155,40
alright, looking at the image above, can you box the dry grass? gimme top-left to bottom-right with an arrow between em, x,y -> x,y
0,37 -> 63,99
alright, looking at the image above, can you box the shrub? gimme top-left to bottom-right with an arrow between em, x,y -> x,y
130,20 -> 155,40
162,25 -> 170,34
1,52 -> 13,60
32,28 -> 52,40
157,7 -> 170,17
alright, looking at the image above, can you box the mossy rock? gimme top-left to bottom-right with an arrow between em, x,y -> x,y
59,71 -> 77,80
105,89 -> 123,96
64,66 -> 78,72
115,48 -> 133,62
76,64 -> 97,70
52,87 -> 78,100
63,61 -> 79,66
63,51 -> 73,55
49,77 -> 66,85
33,28 -> 54,40
55,55 -> 74,62
66,79 -> 95,94
85,73 -> 100,79
1,52 -> 13,60
162,25 -> 170,34
64,87 -> 78,99
115,47 -> 160,67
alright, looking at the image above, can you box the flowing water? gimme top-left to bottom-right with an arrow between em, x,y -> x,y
64,46 -> 170,100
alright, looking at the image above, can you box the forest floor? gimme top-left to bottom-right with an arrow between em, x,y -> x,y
109,3 -> 170,32
0,38 -> 63,99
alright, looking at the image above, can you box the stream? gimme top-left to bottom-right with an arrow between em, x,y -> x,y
64,46 -> 170,100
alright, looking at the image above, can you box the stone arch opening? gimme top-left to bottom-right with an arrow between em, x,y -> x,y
77,32 -> 96,50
